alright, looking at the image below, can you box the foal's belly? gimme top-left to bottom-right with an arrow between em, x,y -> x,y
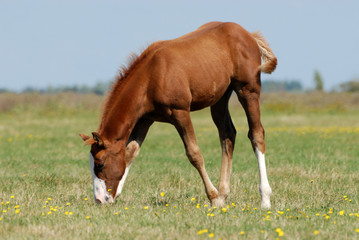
189,78 -> 231,111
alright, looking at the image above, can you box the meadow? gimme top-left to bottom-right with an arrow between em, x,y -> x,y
0,92 -> 358,239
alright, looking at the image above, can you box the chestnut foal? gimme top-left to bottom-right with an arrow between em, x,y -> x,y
80,21 -> 277,208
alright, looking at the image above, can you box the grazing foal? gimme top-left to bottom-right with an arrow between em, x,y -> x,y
80,21 -> 277,209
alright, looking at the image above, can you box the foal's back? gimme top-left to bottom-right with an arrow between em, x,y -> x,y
144,22 -> 261,112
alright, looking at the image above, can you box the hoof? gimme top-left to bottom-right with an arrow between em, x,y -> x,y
211,197 -> 225,207
261,200 -> 271,210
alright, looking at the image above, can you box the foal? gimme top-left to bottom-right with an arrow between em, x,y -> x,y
80,21 -> 277,209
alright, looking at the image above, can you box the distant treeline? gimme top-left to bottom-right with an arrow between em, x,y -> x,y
261,80 -> 303,92
0,82 -> 112,95
1,79 -> 358,94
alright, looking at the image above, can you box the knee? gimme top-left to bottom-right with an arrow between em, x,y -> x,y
186,146 -> 204,167
125,141 -> 140,165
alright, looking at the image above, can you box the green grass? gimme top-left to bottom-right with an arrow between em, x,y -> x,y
0,94 -> 358,239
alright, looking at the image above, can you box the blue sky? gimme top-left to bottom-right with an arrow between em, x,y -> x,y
1,0 -> 358,91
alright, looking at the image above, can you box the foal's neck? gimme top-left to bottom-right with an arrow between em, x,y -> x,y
99,80 -> 147,143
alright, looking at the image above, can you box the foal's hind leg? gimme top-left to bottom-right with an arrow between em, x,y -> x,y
210,89 -> 236,207
171,109 -> 219,203
234,80 -> 272,209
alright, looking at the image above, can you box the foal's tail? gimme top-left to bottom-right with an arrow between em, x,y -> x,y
251,32 -> 277,74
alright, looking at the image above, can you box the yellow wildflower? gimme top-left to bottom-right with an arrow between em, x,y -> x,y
160,192 -> 165,197
240,231 -> 245,235
14,205 -> 20,209
15,209 -> 20,214
10,196 -> 14,199
84,198 -> 88,201
191,197 -> 195,202
339,210 -> 345,216
314,230 -> 319,235
0,217 -> 2,221
275,228 -> 284,237
208,233 -> 214,238
144,206 -> 148,210
197,229 -> 208,235
85,216 -> 90,219
222,208 -> 227,213
356,229 -> 359,233
66,203 -> 70,206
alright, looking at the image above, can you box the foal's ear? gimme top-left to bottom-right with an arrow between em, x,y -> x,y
92,132 -> 105,148
79,133 -> 96,146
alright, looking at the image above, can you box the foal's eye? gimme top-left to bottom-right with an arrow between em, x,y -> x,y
94,163 -> 104,170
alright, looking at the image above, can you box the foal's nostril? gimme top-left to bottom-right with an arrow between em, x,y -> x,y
104,196 -> 109,202
95,199 -> 102,204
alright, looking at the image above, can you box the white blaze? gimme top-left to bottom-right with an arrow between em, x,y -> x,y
89,153 -> 113,203
255,148 -> 272,209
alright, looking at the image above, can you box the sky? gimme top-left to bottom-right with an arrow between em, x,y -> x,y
1,0 -> 359,91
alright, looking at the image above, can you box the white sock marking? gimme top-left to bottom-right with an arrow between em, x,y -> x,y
255,148 -> 272,209
115,164 -> 132,198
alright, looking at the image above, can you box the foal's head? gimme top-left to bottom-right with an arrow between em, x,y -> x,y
80,132 -> 126,204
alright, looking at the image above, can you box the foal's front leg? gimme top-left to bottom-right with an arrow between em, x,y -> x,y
171,109 -> 219,203
210,90 -> 237,207
115,119 -> 154,198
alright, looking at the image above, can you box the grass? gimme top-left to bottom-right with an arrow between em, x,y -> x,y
0,93 -> 358,239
